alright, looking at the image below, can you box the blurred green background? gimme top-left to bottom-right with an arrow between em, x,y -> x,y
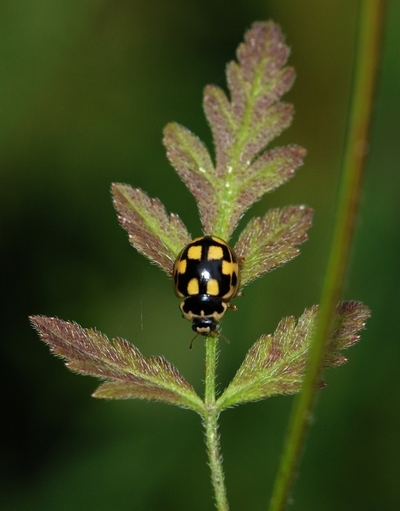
1,1 -> 399,510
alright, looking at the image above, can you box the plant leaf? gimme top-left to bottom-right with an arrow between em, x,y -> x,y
30,316 -> 205,414
163,21 -> 305,241
235,205 -> 314,287
111,183 -> 191,274
324,301 -> 371,367
163,122 -> 217,235
216,301 -> 370,410
231,145 -> 306,232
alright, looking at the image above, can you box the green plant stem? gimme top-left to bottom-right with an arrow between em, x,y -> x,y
268,2 -> 387,510
204,336 -> 229,511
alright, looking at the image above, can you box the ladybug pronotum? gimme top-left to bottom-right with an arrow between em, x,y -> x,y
173,236 -> 240,336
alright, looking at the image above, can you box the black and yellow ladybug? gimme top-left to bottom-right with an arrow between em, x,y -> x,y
173,236 -> 240,336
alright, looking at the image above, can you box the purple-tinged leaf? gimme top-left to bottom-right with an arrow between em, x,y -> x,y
163,123 -> 217,235
324,301 -> 371,367
235,22 -> 291,88
112,183 -> 191,274
164,21 -> 303,240
30,316 -> 204,413
238,102 -> 295,168
217,302 -> 370,410
203,21 -> 297,177
227,146 -> 306,235
235,205 -> 314,287
202,84 -> 236,175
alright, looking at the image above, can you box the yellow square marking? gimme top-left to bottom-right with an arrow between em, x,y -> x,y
206,278 -> 220,296
188,245 -> 202,260
207,246 -> 223,260
187,278 -> 199,295
222,260 -> 237,275
177,259 -> 187,274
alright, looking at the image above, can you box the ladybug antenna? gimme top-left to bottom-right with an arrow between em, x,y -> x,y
189,330 -> 230,349
189,332 -> 201,350
218,332 -> 230,344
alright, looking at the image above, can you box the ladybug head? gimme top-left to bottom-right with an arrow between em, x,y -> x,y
192,317 -> 218,335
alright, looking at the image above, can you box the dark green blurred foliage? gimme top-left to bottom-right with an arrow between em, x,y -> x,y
1,1 -> 399,510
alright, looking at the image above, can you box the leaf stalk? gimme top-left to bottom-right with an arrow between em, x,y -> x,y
204,336 -> 229,511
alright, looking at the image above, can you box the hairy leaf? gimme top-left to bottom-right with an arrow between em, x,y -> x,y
30,316 -> 204,414
235,205 -> 314,287
112,183 -> 191,274
163,21 -> 305,240
163,123 -> 217,235
231,145 -> 306,231
217,302 -> 370,410
324,301 -> 371,367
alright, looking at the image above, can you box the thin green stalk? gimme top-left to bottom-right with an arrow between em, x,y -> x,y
268,2 -> 387,510
204,336 -> 229,511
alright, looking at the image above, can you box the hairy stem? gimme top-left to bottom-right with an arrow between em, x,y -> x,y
204,336 -> 229,511
268,2 -> 387,510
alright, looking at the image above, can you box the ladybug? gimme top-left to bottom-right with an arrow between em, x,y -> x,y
173,236 -> 240,336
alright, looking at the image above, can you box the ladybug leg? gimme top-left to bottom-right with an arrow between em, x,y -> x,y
228,291 -> 244,311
